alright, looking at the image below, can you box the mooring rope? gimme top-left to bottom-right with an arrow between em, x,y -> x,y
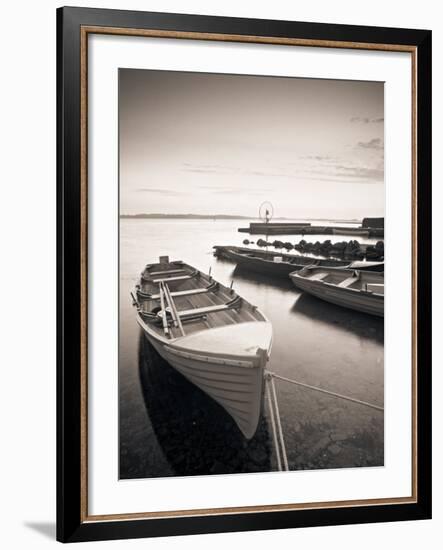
265,370 -> 384,412
269,374 -> 289,471
265,378 -> 283,471
263,368 -> 383,473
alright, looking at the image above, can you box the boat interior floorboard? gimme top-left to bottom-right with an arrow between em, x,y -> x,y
139,264 -> 264,340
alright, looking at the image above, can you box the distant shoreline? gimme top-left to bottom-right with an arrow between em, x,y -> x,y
120,213 -> 254,220
120,213 -> 362,223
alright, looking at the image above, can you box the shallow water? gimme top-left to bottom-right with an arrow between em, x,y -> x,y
119,219 -> 384,479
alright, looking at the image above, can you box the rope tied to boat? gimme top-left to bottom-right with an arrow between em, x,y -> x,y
264,371 -> 289,472
263,369 -> 384,473
265,370 -> 384,412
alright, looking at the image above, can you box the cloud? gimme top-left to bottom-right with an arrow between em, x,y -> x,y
248,170 -> 292,178
305,165 -> 383,183
183,168 -> 224,174
181,163 -> 237,175
198,185 -> 240,194
357,138 -> 384,150
198,184 -> 273,195
298,153 -> 384,183
300,155 -> 333,161
180,154 -> 384,188
332,164 -> 384,181
183,162 -> 293,180
350,117 -> 384,124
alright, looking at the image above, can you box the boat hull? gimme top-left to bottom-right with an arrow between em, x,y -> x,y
290,273 -> 384,317
229,250 -> 300,277
141,331 -> 266,439
217,247 -> 383,278
218,247 -> 342,277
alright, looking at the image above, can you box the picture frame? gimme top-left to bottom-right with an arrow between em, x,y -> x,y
57,6 -> 432,543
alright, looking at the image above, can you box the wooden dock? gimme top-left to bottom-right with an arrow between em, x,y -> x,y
237,222 -> 384,238
214,242 -> 384,261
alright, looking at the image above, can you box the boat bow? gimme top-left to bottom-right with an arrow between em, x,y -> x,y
168,321 -> 272,363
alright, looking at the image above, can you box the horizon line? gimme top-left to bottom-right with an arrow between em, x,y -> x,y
119,213 -> 372,222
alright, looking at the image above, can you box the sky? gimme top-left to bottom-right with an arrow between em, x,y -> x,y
119,69 -> 384,220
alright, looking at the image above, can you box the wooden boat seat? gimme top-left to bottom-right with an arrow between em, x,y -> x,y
148,282 -> 218,300
337,275 -> 359,288
309,272 -> 329,281
149,268 -> 186,276
140,309 -> 208,327
152,272 -> 197,284
176,296 -> 242,318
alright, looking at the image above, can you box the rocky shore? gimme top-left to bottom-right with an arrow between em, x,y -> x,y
240,238 -> 385,261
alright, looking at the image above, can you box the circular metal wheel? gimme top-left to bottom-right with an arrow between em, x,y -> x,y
259,201 -> 274,223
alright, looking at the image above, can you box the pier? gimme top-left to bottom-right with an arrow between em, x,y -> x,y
238,219 -> 384,238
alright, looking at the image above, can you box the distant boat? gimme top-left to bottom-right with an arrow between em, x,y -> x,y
131,257 -> 272,439
214,246 -> 384,278
289,266 -> 384,317
332,228 -> 370,237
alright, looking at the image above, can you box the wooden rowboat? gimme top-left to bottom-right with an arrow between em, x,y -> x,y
215,246 -> 384,278
289,266 -> 384,317
131,256 -> 273,439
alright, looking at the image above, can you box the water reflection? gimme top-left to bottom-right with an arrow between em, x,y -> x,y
232,264 -> 294,291
292,293 -> 384,345
231,260 -> 383,344
138,334 -> 273,476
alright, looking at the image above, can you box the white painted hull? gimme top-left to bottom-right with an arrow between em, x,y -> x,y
138,318 -> 271,439
290,273 -> 384,317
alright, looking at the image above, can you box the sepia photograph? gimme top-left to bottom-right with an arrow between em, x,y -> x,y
119,68 -> 385,480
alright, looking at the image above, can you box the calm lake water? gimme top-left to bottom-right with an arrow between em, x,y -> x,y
119,219 -> 384,479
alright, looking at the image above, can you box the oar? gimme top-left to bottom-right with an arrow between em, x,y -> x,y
162,282 -> 185,336
158,283 -> 170,337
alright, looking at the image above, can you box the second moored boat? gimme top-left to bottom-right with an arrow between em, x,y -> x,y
214,245 -> 384,278
290,266 -> 384,317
